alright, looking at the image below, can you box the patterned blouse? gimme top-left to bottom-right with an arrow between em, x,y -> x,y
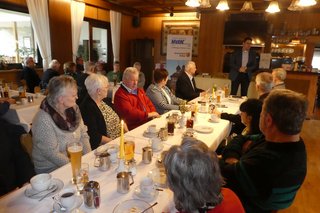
98,102 -> 121,139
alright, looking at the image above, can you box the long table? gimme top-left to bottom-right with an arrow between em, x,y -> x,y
0,97 -> 242,212
2,90 -> 45,132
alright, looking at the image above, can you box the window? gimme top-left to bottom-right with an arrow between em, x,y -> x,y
312,48 -> 320,69
0,9 -> 37,64
78,19 -> 112,64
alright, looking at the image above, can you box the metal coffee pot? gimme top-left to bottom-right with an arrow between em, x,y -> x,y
94,151 -> 111,171
117,172 -> 134,194
83,181 -> 100,209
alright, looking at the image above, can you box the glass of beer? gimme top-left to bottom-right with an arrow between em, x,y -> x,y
67,142 -> 83,184
167,117 -> 175,136
124,138 -> 135,163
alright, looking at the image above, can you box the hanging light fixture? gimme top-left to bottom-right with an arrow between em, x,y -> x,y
266,1 -> 280,13
185,0 -> 201,7
241,1 -> 254,11
288,0 -> 304,11
297,0 -> 317,7
216,0 -> 229,11
200,0 -> 212,8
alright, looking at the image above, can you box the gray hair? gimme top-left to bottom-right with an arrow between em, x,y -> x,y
256,72 -> 273,93
84,61 -> 96,73
46,75 -> 77,106
263,89 -> 307,135
85,73 -> 109,97
133,61 -> 141,67
185,61 -> 195,72
24,57 -> 34,66
49,59 -> 60,69
164,137 -> 224,212
272,68 -> 287,81
122,67 -> 138,81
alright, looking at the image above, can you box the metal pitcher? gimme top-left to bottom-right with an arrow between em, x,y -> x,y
142,146 -> 153,164
83,181 -> 100,209
94,152 -> 111,171
158,127 -> 168,141
117,172 -> 134,194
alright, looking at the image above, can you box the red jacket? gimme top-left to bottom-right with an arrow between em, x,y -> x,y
114,85 -> 156,130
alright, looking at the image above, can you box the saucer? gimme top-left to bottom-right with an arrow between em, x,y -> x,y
193,125 -> 214,134
25,178 -> 64,199
208,118 -> 220,123
53,195 -> 83,213
133,185 -> 159,201
95,144 -> 119,155
152,144 -> 164,152
143,130 -> 158,138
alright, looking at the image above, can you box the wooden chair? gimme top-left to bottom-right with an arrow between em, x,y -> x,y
20,133 -> 32,158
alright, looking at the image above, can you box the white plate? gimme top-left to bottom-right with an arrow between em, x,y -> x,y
208,118 -> 220,123
113,199 -> 154,213
133,185 -> 159,202
193,126 -> 214,134
143,130 -> 158,138
25,178 -> 64,199
95,144 -> 119,155
53,195 -> 83,213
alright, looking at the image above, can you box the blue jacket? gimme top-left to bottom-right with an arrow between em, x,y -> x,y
229,49 -> 257,81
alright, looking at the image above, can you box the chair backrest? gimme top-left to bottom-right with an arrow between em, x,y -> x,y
20,133 -> 32,158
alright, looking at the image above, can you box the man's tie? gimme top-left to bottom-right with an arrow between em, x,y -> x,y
191,77 -> 196,91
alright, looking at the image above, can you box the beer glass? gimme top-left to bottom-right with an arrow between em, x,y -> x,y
124,137 -> 135,163
67,142 -> 83,184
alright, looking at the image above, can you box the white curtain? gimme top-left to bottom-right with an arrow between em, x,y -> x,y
71,0 -> 85,62
26,0 -> 52,70
110,11 -> 122,62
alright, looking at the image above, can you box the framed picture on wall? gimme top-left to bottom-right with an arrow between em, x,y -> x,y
161,20 -> 200,56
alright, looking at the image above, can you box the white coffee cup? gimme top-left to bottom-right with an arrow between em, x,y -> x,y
60,188 -> 76,209
151,137 -> 162,151
140,177 -> 154,196
21,98 -> 28,105
30,173 -> 52,191
107,146 -> 118,163
210,114 -> 220,122
147,124 -> 157,133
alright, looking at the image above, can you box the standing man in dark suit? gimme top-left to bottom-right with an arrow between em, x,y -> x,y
229,37 -> 257,96
175,61 -> 204,101
21,57 -> 41,93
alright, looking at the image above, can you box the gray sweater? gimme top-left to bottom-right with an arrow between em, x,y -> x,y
32,109 -> 91,174
146,84 -> 184,114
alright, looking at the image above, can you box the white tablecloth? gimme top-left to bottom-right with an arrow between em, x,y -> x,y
2,91 -> 44,132
0,98 -> 242,212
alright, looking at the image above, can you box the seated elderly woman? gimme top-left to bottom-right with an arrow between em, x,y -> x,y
164,137 -> 245,213
146,68 -> 185,115
32,75 -> 91,174
79,73 -> 127,149
272,68 -> 286,89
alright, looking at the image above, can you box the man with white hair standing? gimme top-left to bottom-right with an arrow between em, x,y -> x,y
175,61 -> 205,101
114,67 -> 159,130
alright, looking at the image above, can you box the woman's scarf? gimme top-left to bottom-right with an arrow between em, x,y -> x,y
40,98 -> 80,131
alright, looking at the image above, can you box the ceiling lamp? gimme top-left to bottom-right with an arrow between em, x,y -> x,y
266,1 -> 280,13
216,0 -> 230,11
288,0 -> 304,11
241,1 -> 254,11
200,0 -> 212,8
185,0 -> 200,7
297,0 -> 317,7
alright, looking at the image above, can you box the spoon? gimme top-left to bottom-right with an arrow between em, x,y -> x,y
38,185 -> 58,201
52,197 -> 67,212
140,202 -> 158,213
27,184 -> 56,197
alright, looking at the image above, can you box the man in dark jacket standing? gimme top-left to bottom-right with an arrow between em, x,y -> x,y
21,57 -> 41,93
229,37 -> 257,96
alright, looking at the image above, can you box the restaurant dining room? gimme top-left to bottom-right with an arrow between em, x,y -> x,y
0,0 -> 319,213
